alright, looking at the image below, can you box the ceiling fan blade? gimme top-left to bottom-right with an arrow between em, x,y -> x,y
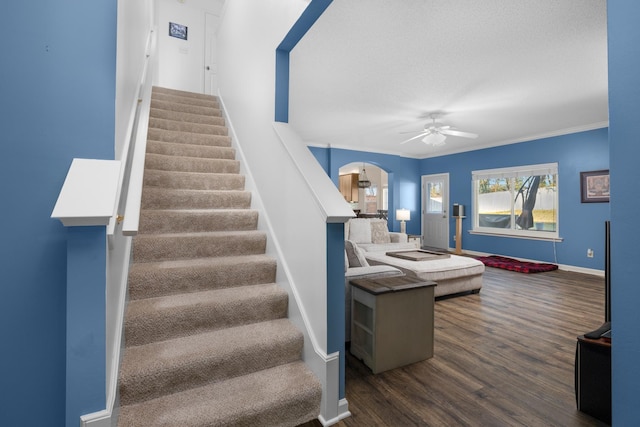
400,131 -> 429,144
440,129 -> 478,139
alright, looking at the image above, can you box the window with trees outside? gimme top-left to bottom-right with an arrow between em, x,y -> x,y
471,163 -> 559,240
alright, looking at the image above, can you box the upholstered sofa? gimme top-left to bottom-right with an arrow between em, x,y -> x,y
345,218 -> 419,252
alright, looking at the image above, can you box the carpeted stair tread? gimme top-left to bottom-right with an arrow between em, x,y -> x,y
147,127 -> 231,147
138,209 -> 259,234
152,86 -> 219,102
150,107 -> 226,126
146,139 -> 235,160
132,230 -> 267,262
124,283 -> 288,346
118,361 -> 322,427
145,152 -> 239,174
143,169 -> 244,191
151,92 -> 220,109
127,255 -> 278,300
119,318 -> 303,406
141,187 -> 251,210
119,86 -> 320,426
150,117 -> 228,136
151,98 -> 223,117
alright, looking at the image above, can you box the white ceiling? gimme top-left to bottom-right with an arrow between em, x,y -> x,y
288,0 -> 608,159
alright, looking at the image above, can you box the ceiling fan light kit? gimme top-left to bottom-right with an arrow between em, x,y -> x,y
422,133 -> 447,146
401,113 -> 478,146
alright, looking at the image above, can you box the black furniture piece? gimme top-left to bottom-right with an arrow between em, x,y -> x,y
575,335 -> 611,424
574,220 -> 612,424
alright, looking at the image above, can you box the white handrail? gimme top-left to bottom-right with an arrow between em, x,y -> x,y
272,122 -> 354,224
79,28 -> 157,427
107,30 -> 155,237
121,33 -> 156,236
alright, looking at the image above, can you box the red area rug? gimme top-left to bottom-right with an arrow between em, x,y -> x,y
475,255 -> 558,273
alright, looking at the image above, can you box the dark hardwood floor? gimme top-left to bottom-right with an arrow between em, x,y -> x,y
305,267 -> 610,426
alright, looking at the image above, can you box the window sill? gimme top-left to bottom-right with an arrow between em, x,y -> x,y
469,229 -> 563,242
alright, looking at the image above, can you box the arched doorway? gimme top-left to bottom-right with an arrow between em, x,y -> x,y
338,162 -> 388,218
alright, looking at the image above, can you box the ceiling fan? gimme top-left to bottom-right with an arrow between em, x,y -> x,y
400,114 -> 478,146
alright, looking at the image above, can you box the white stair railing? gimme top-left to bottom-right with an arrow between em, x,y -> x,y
77,28 -> 157,427
109,30 -> 156,238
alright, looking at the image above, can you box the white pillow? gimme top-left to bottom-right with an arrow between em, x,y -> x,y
370,219 -> 391,244
348,219 -> 372,244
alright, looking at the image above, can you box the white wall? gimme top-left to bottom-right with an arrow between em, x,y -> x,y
217,0 -> 323,345
115,0 -> 154,158
155,0 -> 224,93
199,1 -> 353,420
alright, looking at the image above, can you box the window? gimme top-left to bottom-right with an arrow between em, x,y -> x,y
472,163 -> 559,240
426,180 -> 443,214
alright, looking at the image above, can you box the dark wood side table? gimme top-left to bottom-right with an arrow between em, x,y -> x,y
575,335 -> 611,424
349,275 -> 436,374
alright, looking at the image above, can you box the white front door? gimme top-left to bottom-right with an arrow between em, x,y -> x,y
204,13 -> 219,95
422,173 -> 449,250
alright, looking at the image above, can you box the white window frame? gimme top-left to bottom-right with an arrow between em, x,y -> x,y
470,162 -> 561,241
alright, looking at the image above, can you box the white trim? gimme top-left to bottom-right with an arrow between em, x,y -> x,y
219,95 -> 326,359
80,409 -> 111,427
471,162 -> 558,180
81,227 -> 132,427
219,94 -> 348,422
81,27 -> 156,427
122,29 -> 157,236
471,162 -> 560,240
51,159 -> 121,227
319,398 -> 351,426
272,122 -> 355,224
306,122 -> 609,160
109,29 -> 156,236
469,229 -> 563,242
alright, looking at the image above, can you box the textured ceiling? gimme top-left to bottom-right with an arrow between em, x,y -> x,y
288,0 -> 608,158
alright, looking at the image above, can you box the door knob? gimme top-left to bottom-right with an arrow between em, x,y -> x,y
205,66 -> 210,70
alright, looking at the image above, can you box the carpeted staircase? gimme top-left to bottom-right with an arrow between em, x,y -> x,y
117,86 -> 322,426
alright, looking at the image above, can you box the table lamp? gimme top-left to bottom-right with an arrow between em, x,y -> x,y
396,208 -> 410,234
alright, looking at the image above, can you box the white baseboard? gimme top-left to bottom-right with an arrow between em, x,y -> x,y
319,398 -> 351,426
80,410 -> 111,427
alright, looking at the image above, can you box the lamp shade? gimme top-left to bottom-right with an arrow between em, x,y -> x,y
396,208 -> 410,222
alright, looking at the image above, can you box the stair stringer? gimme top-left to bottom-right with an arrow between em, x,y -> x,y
219,95 -> 350,426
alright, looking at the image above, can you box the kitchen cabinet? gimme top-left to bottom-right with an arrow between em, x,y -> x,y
339,173 -> 359,202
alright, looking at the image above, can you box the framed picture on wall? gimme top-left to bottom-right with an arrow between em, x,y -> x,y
580,170 -> 610,203
169,22 -> 188,40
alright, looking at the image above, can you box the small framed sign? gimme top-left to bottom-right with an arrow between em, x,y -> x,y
580,170 -> 610,203
169,22 -> 188,40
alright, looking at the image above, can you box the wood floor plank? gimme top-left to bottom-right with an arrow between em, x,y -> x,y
330,267 -> 610,427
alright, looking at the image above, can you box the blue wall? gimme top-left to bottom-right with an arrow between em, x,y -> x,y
309,146 -> 423,235
608,1 -> 640,424
422,128 -> 610,269
310,127 -> 609,270
1,1 -> 116,425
